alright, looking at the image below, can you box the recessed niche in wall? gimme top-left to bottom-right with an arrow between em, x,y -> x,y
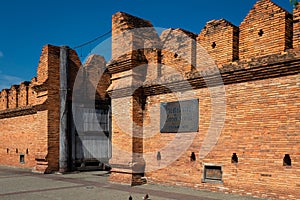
211,42 -> 216,49
258,29 -> 264,36
283,154 -> 291,166
157,151 -> 161,161
231,153 -> 238,163
203,165 -> 222,183
20,154 -> 25,164
190,152 -> 196,161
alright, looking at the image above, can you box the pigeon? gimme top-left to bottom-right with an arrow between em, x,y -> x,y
143,194 -> 150,200
129,195 -> 133,200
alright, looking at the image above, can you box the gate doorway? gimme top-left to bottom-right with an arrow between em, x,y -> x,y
71,105 -> 111,171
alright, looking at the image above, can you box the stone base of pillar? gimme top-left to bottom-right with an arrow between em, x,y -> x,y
109,168 -> 146,186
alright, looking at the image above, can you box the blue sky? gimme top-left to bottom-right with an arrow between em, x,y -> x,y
0,0 -> 293,90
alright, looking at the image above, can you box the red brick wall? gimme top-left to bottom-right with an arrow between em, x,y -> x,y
0,44 -> 82,173
144,73 -> 300,199
68,48 -> 82,95
108,2 -> 300,199
37,45 -> 50,84
42,45 -> 81,172
0,90 -> 8,110
8,85 -> 18,109
239,0 -> 293,60
28,78 -> 37,106
0,81 -> 37,111
198,19 -> 239,65
161,28 -> 197,74
44,45 -> 61,171
18,82 -> 29,107
83,55 -> 110,101
0,45 -> 56,171
111,11 -> 157,62
293,3 -> 300,49
0,1 -> 300,199
0,111 -> 48,169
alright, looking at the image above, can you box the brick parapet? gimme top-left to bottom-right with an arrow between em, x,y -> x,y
109,0 -> 300,78
239,0 -> 293,60
198,19 -> 239,65
293,2 -> 300,49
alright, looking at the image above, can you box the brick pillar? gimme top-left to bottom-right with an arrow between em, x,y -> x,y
294,3 -> 300,49
108,88 -> 146,185
108,12 -> 154,185
107,57 -> 147,184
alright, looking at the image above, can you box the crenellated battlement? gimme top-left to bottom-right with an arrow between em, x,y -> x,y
0,79 -> 38,111
239,0 -> 293,60
293,2 -> 300,49
0,89 -> 9,110
109,0 -> 300,74
198,19 -> 239,65
0,44 -> 82,173
0,44 -> 81,116
0,45 -> 53,112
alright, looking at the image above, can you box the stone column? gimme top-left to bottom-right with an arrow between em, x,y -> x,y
59,46 -> 69,172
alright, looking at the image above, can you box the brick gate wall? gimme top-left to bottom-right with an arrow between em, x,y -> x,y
109,1 -> 300,199
0,45 -> 81,173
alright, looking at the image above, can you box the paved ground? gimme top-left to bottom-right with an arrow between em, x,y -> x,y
0,166 -> 268,200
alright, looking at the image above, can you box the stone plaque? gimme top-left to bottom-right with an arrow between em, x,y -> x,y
160,99 -> 199,133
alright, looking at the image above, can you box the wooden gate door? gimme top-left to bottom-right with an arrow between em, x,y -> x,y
72,107 -> 111,170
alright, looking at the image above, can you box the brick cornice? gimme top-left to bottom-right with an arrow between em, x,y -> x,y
144,57 -> 300,96
107,58 -> 148,74
108,51 -> 300,98
0,104 -> 47,119
32,80 -> 48,92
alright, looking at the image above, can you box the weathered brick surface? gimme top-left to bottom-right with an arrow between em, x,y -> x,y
8,85 -> 18,109
83,55 -> 110,101
0,111 -> 48,169
45,45 -> 60,172
1,0 -> 300,199
161,28 -> 197,74
239,0 -> 293,60
18,82 -> 30,107
0,44 -> 81,173
198,19 -> 239,65
108,2 -> 300,199
0,89 -> 8,110
28,78 -> 37,106
144,73 -> 300,199
293,3 -> 300,49
111,12 -> 155,60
